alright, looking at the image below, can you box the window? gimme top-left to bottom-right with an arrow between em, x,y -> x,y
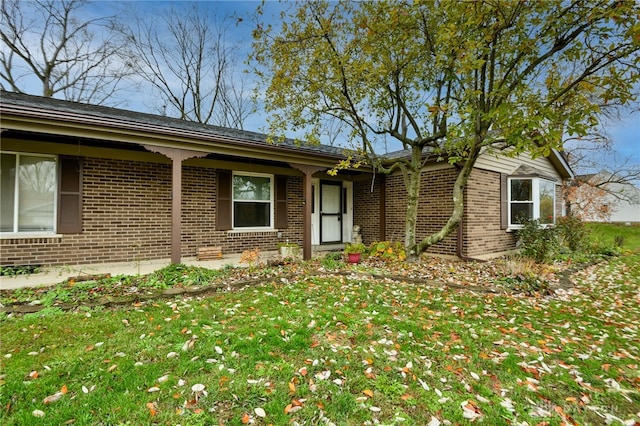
232,173 -> 273,228
1,152 -> 57,233
508,177 -> 556,227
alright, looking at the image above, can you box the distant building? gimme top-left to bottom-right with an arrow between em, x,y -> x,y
570,171 -> 640,223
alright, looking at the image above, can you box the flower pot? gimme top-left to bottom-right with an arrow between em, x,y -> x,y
347,252 -> 361,264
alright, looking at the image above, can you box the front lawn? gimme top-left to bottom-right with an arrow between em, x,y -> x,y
1,252 -> 638,425
587,222 -> 640,252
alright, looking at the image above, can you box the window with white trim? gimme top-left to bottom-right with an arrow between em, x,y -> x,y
508,177 -> 556,227
232,172 -> 273,229
1,152 -> 57,233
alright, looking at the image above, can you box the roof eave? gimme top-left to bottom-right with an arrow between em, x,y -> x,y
0,104 -> 343,168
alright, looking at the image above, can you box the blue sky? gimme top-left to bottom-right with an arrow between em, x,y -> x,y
7,0 -> 640,171
116,1 -> 640,170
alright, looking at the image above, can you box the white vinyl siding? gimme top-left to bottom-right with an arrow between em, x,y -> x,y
476,149 -> 561,179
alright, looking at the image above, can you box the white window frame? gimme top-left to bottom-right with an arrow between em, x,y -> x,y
507,177 -> 557,229
231,171 -> 274,230
1,151 -> 58,235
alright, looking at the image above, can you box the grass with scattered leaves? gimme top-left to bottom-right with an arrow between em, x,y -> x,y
1,252 -> 638,425
586,222 -> 640,252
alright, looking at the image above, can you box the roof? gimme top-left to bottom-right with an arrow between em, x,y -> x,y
0,91 -> 346,166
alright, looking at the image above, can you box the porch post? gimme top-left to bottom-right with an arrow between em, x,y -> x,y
171,157 -> 182,264
143,145 -> 207,264
302,171 -> 313,260
289,164 -> 325,260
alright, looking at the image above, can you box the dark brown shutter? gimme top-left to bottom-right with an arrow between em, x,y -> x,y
274,175 -> 288,229
216,170 -> 232,230
500,173 -> 508,230
57,156 -> 83,234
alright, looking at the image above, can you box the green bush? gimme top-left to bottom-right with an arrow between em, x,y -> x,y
0,265 -> 40,276
497,274 -> 552,296
321,251 -> 345,270
516,219 -> 559,264
556,215 -> 589,252
368,241 -> 406,262
587,236 -> 621,257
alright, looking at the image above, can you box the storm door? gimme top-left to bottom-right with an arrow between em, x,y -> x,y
320,181 -> 342,243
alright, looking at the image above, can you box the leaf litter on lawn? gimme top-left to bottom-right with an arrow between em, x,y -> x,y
1,254 -> 638,425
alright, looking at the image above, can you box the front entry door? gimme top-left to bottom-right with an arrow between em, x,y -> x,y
320,181 -> 342,243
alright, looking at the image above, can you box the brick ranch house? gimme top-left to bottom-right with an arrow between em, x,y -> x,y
1,91 -> 572,267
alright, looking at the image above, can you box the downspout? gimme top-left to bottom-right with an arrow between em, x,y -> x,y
456,204 -> 486,263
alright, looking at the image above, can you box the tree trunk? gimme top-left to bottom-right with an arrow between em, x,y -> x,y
418,148 -> 480,255
404,145 -> 425,261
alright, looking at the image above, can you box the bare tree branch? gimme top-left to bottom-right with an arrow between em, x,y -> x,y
0,0 -> 132,105
119,3 -> 253,128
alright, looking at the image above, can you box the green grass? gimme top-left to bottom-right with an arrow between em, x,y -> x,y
587,222 -> 640,252
1,254 -> 639,425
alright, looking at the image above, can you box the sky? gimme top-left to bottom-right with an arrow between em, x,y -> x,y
3,0 -> 639,174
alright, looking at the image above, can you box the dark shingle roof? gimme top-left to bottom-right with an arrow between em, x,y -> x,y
0,91 -> 345,159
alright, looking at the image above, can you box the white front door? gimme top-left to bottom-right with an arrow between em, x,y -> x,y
320,181 -> 342,243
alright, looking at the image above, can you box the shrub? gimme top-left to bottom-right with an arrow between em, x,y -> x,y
587,236 -> 620,257
555,215 -> 589,252
497,274 -> 552,296
494,256 -> 553,296
516,219 -> 559,264
368,241 -> 406,262
321,252 -> 345,270
0,265 -> 40,276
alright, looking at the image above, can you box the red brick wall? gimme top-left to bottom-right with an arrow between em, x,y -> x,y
385,168 -> 459,256
1,158 -> 304,267
353,178 -> 382,244
463,169 -> 517,257
383,167 -> 517,258
1,157 -> 173,267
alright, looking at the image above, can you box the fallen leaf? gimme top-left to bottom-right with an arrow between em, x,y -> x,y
146,402 -> 157,416
43,392 -> 63,404
254,407 -> 266,418
241,412 -> 251,424
284,404 -> 303,414
461,400 -> 483,420
32,409 -> 45,418
427,416 -> 441,426
363,389 -> 374,398
191,383 -> 205,393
